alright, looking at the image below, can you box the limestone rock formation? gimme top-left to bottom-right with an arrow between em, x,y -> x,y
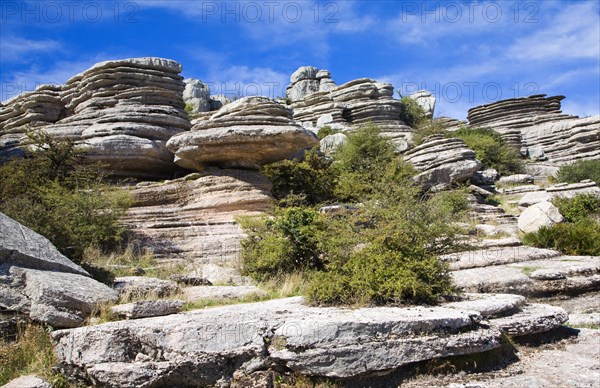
52,294 -> 566,386
0,85 -> 64,162
467,95 -> 600,164
518,181 -> 600,208
183,78 -> 211,113
166,96 -> 318,171
408,90 -> 436,118
110,299 -> 185,319
121,169 -> 273,284
0,212 -> 118,328
319,132 -> 347,154
518,200 -> 564,234
404,135 -> 483,190
288,67 -> 413,150
0,58 -> 191,178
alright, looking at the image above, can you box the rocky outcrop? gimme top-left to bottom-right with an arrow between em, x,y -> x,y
518,180 -> 600,207
0,212 -> 118,328
167,96 -> 318,171
52,294 -> 566,386
288,67 -> 413,150
1,375 -> 51,388
0,58 -> 191,178
404,135 -> 483,190
110,299 -> 185,320
408,90 -> 435,118
120,169 -> 273,284
517,200 -> 564,233
467,95 -> 600,164
183,78 -> 211,113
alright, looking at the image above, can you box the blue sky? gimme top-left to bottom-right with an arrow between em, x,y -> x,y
1,0 -> 599,119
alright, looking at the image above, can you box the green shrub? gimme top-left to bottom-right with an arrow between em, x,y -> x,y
262,148 -> 337,206
556,159 -> 600,184
0,130 -> 131,264
552,194 -> 600,223
452,127 -> 524,175
239,207 -> 325,281
317,126 -> 337,140
399,96 -> 427,128
428,189 -> 470,217
522,220 -> 600,256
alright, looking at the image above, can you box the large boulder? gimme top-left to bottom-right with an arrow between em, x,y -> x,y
0,212 -> 118,328
518,200 -> 564,234
166,96 -> 318,171
408,90 -> 436,118
404,135 -> 483,190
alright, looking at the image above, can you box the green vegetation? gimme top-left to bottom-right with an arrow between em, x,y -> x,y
523,194 -> 600,255
452,127 -> 524,175
0,323 -> 68,386
0,130 -> 131,265
399,96 -> 428,128
556,159 -> 600,184
241,124 -> 462,306
317,125 -> 338,139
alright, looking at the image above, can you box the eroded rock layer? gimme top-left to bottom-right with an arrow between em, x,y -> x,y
467,94 -> 600,164
121,169 -> 273,284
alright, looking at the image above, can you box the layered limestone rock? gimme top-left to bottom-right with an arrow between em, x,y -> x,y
288,67 -> 413,150
166,96 -> 318,171
518,180 -> 600,208
404,135 -> 483,190
0,212 -> 118,328
0,85 -> 65,161
52,294 -> 566,386
121,169 -> 273,284
0,58 -> 191,178
467,94 -> 600,164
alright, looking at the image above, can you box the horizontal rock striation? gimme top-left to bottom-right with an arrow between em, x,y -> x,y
167,96 -> 317,171
52,294 -> 566,386
288,67 -> 413,150
0,58 -> 191,178
404,135 -> 482,190
120,169 -> 273,284
467,94 -> 600,164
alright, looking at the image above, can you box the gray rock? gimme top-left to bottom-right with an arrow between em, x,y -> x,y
1,375 -> 51,388
408,90 -> 436,118
0,212 -> 117,328
319,133 -> 347,154
183,78 -> 211,113
445,293 -> 526,318
182,285 -> 266,301
518,200 -> 564,233
168,274 -> 212,286
488,303 -> 568,336
498,174 -> 534,185
110,299 -> 185,319
113,277 -> 179,298
567,313 -> 600,327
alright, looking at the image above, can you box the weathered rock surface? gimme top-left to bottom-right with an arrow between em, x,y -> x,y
167,96 -> 318,171
110,299 -> 185,319
0,212 -> 118,328
518,200 -> 564,234
408,90 -> 436,118
0,58 -> 191,178
120,169 -> 273,284
53,294 -> 566,386
319,132 -> 347,154
183,78 -> 211,113
1,375 -> 51,388
182,285 -> 266,302
518,181 -> 600,207
288,67 -> 413,149
404,135 -> 483,190
113,277 -> 179,298
467,95 -> 600,165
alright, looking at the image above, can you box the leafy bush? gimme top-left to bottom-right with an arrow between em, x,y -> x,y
262,148 -> 337,206
553,194 -> 600,223
317,126 -> 337,139
452,127 -> 524,175
0,130 -> 131,264
522,220 -> 600,256
556,159 -> 600,184
399,96 -> 427,128
241,124 -> 460,306
239,207 -> 325,281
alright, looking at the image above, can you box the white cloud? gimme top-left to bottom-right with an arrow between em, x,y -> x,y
0,36 -> 62,62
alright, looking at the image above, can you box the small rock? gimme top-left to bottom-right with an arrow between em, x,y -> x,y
169,275 -> 212,286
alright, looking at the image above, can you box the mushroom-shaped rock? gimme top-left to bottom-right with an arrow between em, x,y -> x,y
167,96 -> 318,171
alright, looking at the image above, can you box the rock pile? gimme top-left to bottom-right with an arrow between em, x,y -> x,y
0,212 -> 117,328
467,94 -> 600,164
166,96 -> 318,171
0,58 -> 191,178
287,66 -> 413,150
52,294 -> 566,386
404,135 -> 482,190
0,85 -> 64,161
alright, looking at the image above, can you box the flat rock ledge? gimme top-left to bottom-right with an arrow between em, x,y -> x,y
52,294 -> 566,386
